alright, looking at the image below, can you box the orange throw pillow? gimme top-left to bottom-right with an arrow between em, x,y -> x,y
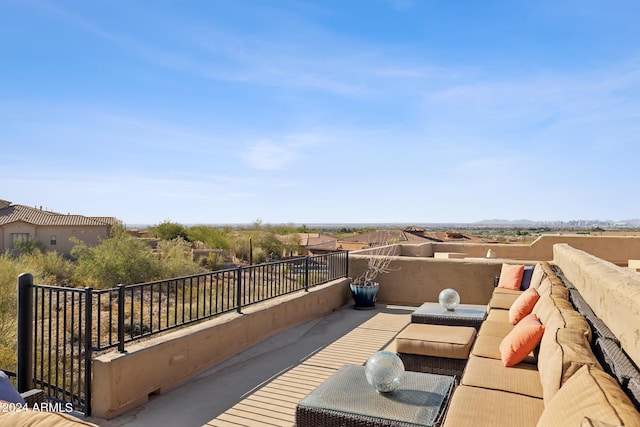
497,263 -> 525,290
499,313 -> 544,366
509,287 -> 540,325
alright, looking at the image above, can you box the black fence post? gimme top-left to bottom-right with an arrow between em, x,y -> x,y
236,266 -> 242,313
304,257 -> 310,292
346,251 -> 350,277
17,273 -> 34,393
117,284 -> 126,353
84,287 -> 93,415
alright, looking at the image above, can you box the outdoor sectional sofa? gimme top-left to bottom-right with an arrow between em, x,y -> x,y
441,246 -> 640,427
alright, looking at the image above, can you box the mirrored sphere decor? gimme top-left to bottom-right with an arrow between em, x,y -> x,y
364,350 -> 405,393
439,288 -> 460,311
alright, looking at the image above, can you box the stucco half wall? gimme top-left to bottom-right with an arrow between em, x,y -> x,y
553,243 -> 640,367
91,278 -> 350,419
401,235 -> 640,266
349,252 -> 520,306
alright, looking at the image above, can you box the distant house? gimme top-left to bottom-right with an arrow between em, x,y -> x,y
336,226 -> 495,251
298,233 -> 338,255
337,227 -> 441,251
0,199 -> 119,255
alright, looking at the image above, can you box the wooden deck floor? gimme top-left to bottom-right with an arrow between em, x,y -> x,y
204,308 -> 412,427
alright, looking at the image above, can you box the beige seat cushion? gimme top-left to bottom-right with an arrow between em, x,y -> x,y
536,276 -> 553,296
538,327 -> 602,404
395,324 -> 476,359
470,335 -> 537,365
537,365 -> 640,427
537,296 -> 592,342
533,291 -> 573,326
560,308 -> 592,342
492,287 -> 524,296
488,293 -> 521,310
486,308 -> 510,323
0,406 -> 99,426
536,276 -> 569,299
443,385 -> 544,427
529,263 -> 547,289
582,418 -> 623,427
461,355 -> 543,398
478,320 -> 514,339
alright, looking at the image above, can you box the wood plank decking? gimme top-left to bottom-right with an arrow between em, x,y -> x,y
204,309 -> 411,427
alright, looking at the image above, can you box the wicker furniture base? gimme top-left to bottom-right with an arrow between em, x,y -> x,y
20,389 -> 46,407
411,302 -> 487,330
296,405 -> 447,427
397,353 -> 465,380
296,365 -> 454,427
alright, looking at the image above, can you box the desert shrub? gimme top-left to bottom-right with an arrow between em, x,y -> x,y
186,225 -> 231,250
71,234 -> 162,288
14,238 -> 47,255
232,220 -> 289,263
157,237 -> 202,278
148,220 -> 189,241
20,251 -> 75,286
0,254 -> 20,372
201,252 -> 224,270
231,233 -> 251,262
281,233 -> 304,257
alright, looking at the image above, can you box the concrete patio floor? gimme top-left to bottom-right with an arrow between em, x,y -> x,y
89,303 -> 415,427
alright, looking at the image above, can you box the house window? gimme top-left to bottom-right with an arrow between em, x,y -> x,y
51,235 -> 57,245
12,233 -> 30,248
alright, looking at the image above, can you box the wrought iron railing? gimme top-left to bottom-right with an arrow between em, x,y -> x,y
13,251 -> 348,415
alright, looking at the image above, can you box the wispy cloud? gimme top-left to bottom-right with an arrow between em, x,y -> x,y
243,140 -> 298,171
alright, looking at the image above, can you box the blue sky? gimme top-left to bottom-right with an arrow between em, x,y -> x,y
1,0 -> 639,226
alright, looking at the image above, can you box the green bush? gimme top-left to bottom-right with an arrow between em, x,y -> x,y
71,234 -> 162,288
20,251 -> 75,286
0,254 -> 20,372
157,237 -> 202,278
201,252 -> 223,270
148,220 -> 189,241
186,225 -> 231,250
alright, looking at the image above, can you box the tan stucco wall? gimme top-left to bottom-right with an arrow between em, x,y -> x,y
405,235 -> 640,266
349,251 -> 516,306
0,222 -> 110,254
553,243 -> 640,367
35,225 -> 109,254
349,234 -> 640,305
91,278 -> 350,419
1,221 -> 36,252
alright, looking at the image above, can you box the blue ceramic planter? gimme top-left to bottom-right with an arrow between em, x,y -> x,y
350,282 -> 379,310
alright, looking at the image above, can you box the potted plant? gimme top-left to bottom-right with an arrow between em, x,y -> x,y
350,241 -> 397,310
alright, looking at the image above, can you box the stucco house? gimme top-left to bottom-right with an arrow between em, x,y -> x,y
0,199 -> 118,255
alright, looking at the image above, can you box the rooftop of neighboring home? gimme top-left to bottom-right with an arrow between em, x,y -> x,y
0,199 -> 118,227
337,226 -> 495,251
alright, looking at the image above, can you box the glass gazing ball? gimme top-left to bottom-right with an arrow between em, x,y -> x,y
439,288 -> 460,311
364,350 -> 405,393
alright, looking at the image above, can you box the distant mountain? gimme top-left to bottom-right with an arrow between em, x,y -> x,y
618,219 -> 640,227
473,219 -> 640,228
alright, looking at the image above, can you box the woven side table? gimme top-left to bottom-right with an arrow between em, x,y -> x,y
296,365 -> 454,427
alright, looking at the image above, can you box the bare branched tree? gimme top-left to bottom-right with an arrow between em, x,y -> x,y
353,231 -> 399,285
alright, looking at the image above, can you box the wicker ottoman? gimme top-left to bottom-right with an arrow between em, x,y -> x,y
395,323 -> 476,379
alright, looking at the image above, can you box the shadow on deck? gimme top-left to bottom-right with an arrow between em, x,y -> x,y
91,304 -> 416,427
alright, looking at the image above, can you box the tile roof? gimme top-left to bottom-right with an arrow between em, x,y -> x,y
298,233 -> 338,251
339,230 -> 440,245
0,204 -> 117,227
